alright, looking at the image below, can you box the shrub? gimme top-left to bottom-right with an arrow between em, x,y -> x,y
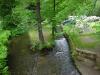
30,40 -> 55,55
0,30 -> 10,75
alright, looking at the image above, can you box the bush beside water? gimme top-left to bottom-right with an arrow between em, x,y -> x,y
0,30 -> 10,75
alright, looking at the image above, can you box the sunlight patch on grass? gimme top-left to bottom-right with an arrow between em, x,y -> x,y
28,30 -> 39,42
28,26 -> 52,43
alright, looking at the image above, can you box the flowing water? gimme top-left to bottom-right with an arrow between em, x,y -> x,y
8,35 -> 80,75
54,38 -> 80,75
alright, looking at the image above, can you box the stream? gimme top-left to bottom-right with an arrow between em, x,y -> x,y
54,38 -> 80,75
8,35 -> 80,75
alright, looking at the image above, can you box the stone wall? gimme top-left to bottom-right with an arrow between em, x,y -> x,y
76,48 -> 100,69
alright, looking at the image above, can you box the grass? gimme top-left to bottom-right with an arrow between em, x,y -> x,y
28,25 -> 52,42
63,22 -> 100,61
63,22 -> 100,49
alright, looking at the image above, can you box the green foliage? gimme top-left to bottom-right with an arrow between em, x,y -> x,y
0,0 -> 96,74
9,1 -> 36,36
0,46 -> 7,59
0,31 -> 10,45
0,0 -> 15,17
1,0 -> 94,37
43,40 -> 55,49
0,30 -> 10,75
93,0 -> 100,16
0,0 -> 37,37
75,0 -> 94,15
31,40 -> 55,52
71,49 -> 78,60
41,0 -> 94,37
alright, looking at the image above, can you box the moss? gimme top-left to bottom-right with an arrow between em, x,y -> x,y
72,49 -> 79,60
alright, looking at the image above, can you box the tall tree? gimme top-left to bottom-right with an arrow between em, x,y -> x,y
39,0 -> 94,40
52,0 -> 56,38
36,0 -> 44,43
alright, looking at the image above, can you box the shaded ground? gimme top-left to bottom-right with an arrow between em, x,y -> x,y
8,33 -> 79,75
76,61 -> 100,75
8,33 -> 59,75
8,33 -> 35,75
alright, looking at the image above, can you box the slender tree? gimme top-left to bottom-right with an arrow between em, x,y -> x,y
52,0 -> 56,38
36,0 -> 44,43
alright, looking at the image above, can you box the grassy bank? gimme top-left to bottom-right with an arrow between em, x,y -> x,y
63,22 -> 100,50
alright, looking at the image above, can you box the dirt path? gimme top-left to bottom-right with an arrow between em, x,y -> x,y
76,61 -> 100,75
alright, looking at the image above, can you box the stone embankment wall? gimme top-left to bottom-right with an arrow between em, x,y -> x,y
76,48 -> 100,69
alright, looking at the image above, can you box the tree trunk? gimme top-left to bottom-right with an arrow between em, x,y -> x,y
52,0 -> 56,38
36,0 -> 44,44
